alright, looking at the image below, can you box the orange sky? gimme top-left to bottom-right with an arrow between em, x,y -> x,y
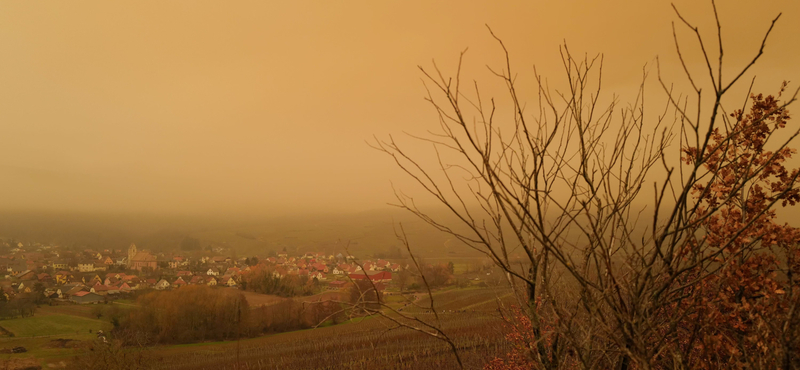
0,1 -> 798,215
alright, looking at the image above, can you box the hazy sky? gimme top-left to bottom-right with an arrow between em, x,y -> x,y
1,1 -> 798,215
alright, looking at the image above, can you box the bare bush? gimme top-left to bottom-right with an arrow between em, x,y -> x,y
373,2 -> 800,369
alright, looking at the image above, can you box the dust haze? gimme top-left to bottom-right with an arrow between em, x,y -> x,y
1,0 -> 799,234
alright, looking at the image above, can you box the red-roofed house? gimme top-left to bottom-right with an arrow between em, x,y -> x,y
70,291 -> 104,304
173,277 -> 187,287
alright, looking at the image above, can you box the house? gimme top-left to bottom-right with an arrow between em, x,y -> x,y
64,284 -> 87,297
389,263 -> 401,272
55,271 -> 73,284
102,256 -> 114,266
310,272 -> 326,281
77,261 -> 95,272
44,288 -> 62,299
70,291 -> 104,304
173,277 -> 187,287
37,273 -> 52,282
335,264 -> 352,275
90,284 -> 111,294
123,275 -> 139,284
17,270 -> 36,281
154,279 -> 170,290
85,275 -> 103,287
311,263 -> 328,273
205,276 -> 217,286
218,275 -> 236,287
207,268 -> 220,276
50,259 -> 68,270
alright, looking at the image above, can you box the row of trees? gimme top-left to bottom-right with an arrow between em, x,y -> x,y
241,266 -> 319,297
0,293 -> 38,320
250,299 -> 344,334
115,285 -> 249,344
395,261 -> 454,292
113,284 -> 350,346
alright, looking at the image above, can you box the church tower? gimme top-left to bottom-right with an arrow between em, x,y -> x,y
127,243 -> 137,268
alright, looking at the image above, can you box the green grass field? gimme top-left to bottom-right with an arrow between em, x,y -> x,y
0,314 -> 110,338
0,312 -> 113,367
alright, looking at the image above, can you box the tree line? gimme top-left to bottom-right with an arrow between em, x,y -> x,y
115,285 -> 249,344
241,266 -> 319,297
114,284 -> 345,345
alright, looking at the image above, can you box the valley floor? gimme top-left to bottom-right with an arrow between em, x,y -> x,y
0,287 -> 515,370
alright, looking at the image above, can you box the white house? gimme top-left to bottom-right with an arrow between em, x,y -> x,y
78,262 -> 95,272
154,279 -> 170,290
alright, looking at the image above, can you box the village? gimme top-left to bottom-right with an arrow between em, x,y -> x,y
0,239 -> 401,306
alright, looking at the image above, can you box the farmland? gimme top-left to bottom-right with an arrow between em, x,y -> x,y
0,311 -> 110,338
151,311 -> 509,370
403,287 -> 516,313
0,287 -> 518,369
146,287 -> 517,369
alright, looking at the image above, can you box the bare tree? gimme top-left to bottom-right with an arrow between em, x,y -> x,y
372,2 -> 800,369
